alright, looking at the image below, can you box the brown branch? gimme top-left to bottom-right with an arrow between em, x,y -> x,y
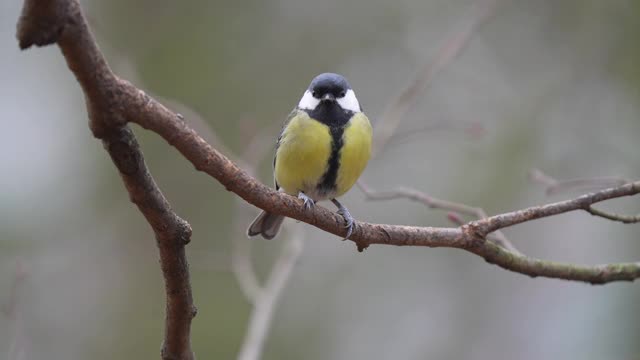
529,169 -> 639,224
470,182 -> 640,235
357,182 -> 520,254
16,1 -> 196,359
102,121 -> 198,359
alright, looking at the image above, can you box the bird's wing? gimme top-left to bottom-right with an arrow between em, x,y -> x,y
273,108 -> 300,190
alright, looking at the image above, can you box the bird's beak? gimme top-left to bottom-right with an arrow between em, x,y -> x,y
321,93 -> 336,102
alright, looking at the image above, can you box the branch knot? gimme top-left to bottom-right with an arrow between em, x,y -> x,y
461,221 -> 487,248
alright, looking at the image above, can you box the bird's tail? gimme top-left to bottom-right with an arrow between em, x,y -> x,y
247,211 -> 285,240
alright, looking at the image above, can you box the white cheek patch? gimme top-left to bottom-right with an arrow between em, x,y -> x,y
297,90 -> 320,110
337,89 -> 361,113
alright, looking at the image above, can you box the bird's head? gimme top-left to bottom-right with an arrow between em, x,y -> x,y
297,73 -> 361,113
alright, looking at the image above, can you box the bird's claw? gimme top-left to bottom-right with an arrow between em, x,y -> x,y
337,205 -> 355,240
297,192 -> 315,210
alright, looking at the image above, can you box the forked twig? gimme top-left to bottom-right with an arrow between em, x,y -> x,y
530,169 -> 639,224
357,182 -> 520,253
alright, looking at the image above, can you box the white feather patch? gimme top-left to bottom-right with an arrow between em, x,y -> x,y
297,90 -> 320,110
337,89 -> 361,112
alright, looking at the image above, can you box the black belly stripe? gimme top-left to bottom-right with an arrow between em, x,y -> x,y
317,126 -> 344,194
301,101 -> 353,196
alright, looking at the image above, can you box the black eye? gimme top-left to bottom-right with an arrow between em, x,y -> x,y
339,91 -> 346,97
312,91 -> 318,98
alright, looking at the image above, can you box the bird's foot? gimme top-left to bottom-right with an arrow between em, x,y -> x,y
297,192 -> 315,210
331,199 -> 355,240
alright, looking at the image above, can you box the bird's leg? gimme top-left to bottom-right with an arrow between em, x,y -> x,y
297,192 -> 315,210
331,199 -> 355,240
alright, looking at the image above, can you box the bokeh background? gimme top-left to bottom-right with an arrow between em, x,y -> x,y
2,0 -> 640,359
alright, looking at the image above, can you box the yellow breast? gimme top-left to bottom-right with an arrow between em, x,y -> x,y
274,111 -> 332,196
335,112 -> 372,197
274,110 -> 372,200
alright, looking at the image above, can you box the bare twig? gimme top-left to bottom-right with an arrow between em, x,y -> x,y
17,2 -> 196,359
529,168 -> 629,196
237,228 -> 304,360
372,0 -> 500,156
357,182 -> 520,253
586,207 -> 640,224
530,169 -> 639,224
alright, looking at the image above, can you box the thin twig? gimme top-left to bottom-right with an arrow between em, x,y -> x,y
357,182 -> 520,253
529,168 -> 629,196
586,207 -> 640,224
530,169 -> 639,224
237,228 -> 304,360
372,0 -> 500,156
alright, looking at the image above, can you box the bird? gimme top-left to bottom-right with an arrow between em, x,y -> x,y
247,73 -> 372,240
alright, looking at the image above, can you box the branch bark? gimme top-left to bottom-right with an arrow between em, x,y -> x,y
17,1 -> 196,359
357,181 -> 520,253
530,169 -> 640,224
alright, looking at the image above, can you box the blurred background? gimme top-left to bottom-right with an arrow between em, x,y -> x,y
2,0 -> 640,359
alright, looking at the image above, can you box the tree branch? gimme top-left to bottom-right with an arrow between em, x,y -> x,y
530,169 -> 640,224
471,182 -> 640,235
357,182 -> 520,253
102,128 -> 197,360
17,1 -> 196,359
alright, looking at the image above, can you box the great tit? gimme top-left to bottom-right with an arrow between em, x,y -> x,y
247,73 -> 372,240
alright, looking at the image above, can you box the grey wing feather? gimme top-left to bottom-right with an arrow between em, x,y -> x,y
273,108 -> 300,190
